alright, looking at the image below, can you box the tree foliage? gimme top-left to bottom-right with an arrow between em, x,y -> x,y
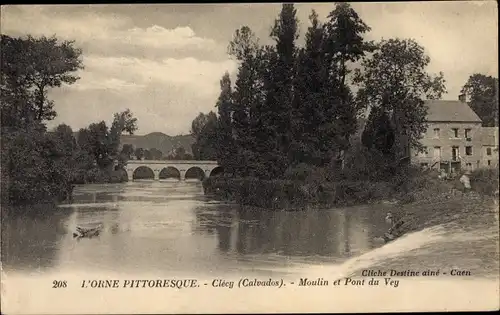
1,34 -> 84,206
191,4 -> 446,182
150,148 -> 163,160
134,147 -> 145,160
354,38 -> 446,155
361,106 -> 395,155
291,10 -> 329,166
215,72 -> 234,171
228,26 -> 265,176
76,109 -> 137,175
461,73 -> 499,127
191,112 -> 218,160
0,34 -> 83,126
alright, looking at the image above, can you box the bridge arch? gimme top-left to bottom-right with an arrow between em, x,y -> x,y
133,166 -> 155,180
185,166 -> 205,181
159,166 -> 181,180
114,167 -> 129,182
125,160 -> 220,181
209,166 -> 224,178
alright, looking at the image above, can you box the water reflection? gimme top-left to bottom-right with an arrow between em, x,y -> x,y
192,204 -> 387,259
2,182 -> 390,275
1,207 -> 74,271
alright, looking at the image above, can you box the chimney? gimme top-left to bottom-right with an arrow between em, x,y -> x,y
459,94 -> 466,102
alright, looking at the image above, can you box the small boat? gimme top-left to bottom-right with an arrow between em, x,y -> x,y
73,224 -> 103,238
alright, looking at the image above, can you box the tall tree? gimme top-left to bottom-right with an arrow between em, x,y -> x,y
323,3 -> 376,166
267,3 -> 299,177
461,74 -> 499,127
0,34 -> 85,205
228,26 -> 263,177
107,109 -> 138,167
76,110 -> 137,170
0,35 -> 83,124
291,10 -> 329,166
361,106 -> 395,155
50,124 -> 80,185
324,3 -> 375,88
215,72 -> 234,173
191,112 -> 218,160
354,38 -> 446,160
86,121 -> 111,168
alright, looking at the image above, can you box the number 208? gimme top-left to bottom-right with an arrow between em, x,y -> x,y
52,280 -> 67,288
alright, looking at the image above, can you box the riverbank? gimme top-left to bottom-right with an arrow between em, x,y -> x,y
202,168 -> 446,209
383,189 -> 498,241
203,168 -> 499,243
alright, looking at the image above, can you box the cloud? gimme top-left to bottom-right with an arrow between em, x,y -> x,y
4,3 -> 498,135
125,25 -> 217,50
2,5 -> 238,134
1,5 -> 128,42
1,6 -> 221,58
74,55 -> 237,96
47,55 -> 238,134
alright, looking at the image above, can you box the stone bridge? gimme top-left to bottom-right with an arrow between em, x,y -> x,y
125,160 -> 221,181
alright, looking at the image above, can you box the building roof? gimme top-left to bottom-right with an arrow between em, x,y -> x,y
425,100 -> 482,123
479,127 -> 499,146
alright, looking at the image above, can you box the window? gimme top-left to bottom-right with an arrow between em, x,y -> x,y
465,146 -> 473,156
452,128 -> 459,138
434,147 -> 441,159
488,160 -> 491,166
487,147 -> 492,155
451,146 -> 459,161
433,128 -> 440,138
465,128 -> 471,139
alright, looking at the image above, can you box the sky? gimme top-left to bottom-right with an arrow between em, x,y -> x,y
1,1 -> 498,135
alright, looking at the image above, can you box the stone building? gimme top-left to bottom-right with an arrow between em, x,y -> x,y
411,96 -> 498,173
479,127 -> 499,168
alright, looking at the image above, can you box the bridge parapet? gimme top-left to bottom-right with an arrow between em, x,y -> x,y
127,160 -> 218,165
124,160 -> 220,181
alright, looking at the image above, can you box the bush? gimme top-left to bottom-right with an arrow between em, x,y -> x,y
203,176 -> 396,209
1,127 -> 74,206
342,144 -> 398,181
203,156 -> 455,210
471,168 -> 499,196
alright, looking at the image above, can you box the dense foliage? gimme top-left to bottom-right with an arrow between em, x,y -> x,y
191,112 -> 218,160
461,74 -> 499,127
1,34 -> 137,206
1,34 -> 84,206
192,3 -> 444,183
74,108 -> 138,184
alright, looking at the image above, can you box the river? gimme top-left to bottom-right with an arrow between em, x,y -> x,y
2,181 -> 499,313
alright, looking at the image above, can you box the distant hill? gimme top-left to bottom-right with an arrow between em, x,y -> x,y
64,131 -> 194,156
120,132 -> 194,155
